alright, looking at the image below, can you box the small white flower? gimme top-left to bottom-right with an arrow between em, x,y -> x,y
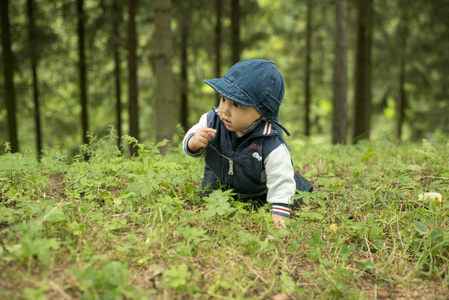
419,192 -> 443,206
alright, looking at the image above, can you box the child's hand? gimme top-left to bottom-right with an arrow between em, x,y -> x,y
272,214 -> 287,229
188,127 -> 216,152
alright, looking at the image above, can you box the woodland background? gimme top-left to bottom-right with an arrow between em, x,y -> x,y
1,0 -> 449,159
1,1 -> 449,298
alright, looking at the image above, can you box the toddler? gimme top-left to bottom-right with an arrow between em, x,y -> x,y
183,59 -> 313,226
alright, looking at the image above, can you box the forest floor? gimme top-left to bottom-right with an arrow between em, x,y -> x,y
1,138 -> 449,299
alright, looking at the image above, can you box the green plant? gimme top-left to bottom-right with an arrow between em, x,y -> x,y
162,263 -> 200,296
1,137 -> 449,299
73,261 -> 129,299
203,189 -> 236,220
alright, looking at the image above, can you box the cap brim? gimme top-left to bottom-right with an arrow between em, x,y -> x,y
204,78 -> 254,107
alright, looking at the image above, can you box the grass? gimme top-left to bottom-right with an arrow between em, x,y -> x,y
0,134 -> 448,299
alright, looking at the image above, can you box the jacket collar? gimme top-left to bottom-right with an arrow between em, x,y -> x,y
212,107 -> 291,150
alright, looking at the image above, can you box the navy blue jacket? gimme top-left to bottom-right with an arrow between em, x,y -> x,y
183,109 -> 312,217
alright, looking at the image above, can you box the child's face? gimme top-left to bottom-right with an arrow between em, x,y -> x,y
218,97 -> 262,137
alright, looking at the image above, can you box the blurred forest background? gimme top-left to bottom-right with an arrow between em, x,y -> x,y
1,0 -> 448,159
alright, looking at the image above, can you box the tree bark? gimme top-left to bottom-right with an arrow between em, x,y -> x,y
352,0 -> 373,143
154,0 -> 174,154
112,0 -> 122,150
77,0 -> 88,147
215,0 -> 222,105
332,0 -> 348,144
0,0 -> 19,152
304,0 -> 312,136
396,9 -> 408,140
127,0 -> 139,156
231,0 -> 240,64
27,0 -> 43,160
179,3 -> 188,132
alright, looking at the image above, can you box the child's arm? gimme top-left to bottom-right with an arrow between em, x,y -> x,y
187,128 -> 216,152
183,112 -> 216,156
264,144 -> 297,226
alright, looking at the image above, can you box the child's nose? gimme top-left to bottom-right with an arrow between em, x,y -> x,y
221,102 -> 231,115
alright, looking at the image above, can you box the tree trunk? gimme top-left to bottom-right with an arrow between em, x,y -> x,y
77,0 -> 88,147
396,9 -> 408,140
27,0 -> 43,160
231,0 -> 240,64
352,0 -> 373,143
113,0 -> 122,150
179,3 -> 188,132
127,0 -> 139,156
332,0 -> 348,144
0,0 -> 19,153
304,0 -> 312,136
215,0 -> 222,105
154,0 -> 174,154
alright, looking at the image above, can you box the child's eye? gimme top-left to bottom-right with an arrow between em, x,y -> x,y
233,102 -> 240,108
221,97 -> 226,102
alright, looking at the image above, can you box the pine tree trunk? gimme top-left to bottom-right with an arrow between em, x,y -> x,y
352,0 -> 373,143
77,0 -> 88,147
27,0 -> 42,158
112,0 -> 122,150
304,0 -> 312,136
127,0 -> 139,156
179,4 -> 188,132
215,0 -> 222,105
231,0 -> 240,64
155,0 -> 174,154
396,9 -> 408,140
332,0 -> 348,144
0,0 -> 19,153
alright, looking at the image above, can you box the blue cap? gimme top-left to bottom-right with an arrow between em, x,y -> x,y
204,59 -> 285,119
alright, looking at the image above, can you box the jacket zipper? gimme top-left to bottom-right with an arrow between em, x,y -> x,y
208,143 -> 234,175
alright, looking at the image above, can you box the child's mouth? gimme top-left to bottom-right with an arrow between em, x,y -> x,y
223,119 -> 232,127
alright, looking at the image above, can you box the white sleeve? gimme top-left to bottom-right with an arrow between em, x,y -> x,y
264,144 -> 296,206
183,112 -> 209,157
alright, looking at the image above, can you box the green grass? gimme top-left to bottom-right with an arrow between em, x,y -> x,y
0,135 -> 448,299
